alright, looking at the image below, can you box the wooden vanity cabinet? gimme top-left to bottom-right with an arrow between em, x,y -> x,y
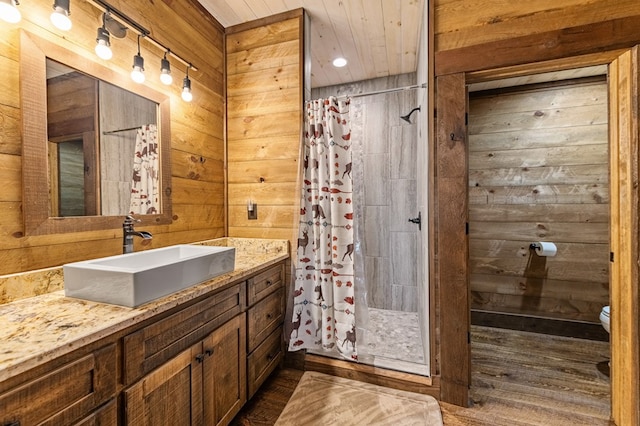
246,263 -> 285,398
124,314 -> 246,426
0,343 -> 117,426
123,283 -> 246,425
0,260 -> 286,426
122,284 -> 245,386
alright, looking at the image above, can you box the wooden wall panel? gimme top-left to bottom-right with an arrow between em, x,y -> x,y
226,11 -> 304,247
0,0 -> 225,274
435,72 -> 469,406
435,0 -> 640,52
609,48 -> 640,426
468,80 -> 609,323
434,1 -> 640,75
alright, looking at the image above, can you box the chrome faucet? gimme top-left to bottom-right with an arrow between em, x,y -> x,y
123,215 -> 153,254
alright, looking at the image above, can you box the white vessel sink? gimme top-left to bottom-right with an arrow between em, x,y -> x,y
64,245 -> 236,307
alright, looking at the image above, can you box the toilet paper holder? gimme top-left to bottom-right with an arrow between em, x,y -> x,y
529,241 -> 557,257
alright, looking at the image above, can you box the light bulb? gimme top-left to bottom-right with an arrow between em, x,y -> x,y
95,39 -> 112,60
160,71 -> 173,85
131,68 -> 145,84
95,44 -> 112,60
50,0 -> 71,31
181,87 -> 193,102
131,54 -> 145,84
0,0 -> 21,24
95,27 -> 112,60
160,57 -> 172,85
181,76 -> 192,102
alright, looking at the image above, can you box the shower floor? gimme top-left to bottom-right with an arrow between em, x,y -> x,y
360,308 -> 429,376
307,308 -> 429,376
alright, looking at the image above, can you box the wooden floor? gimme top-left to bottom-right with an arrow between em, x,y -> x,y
231,368 -> 304,426
232,326 -> 612,425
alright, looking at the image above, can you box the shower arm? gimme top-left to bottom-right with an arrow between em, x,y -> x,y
400,106 -> 421,124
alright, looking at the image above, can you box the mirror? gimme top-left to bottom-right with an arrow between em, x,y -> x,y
46,59 -> 158,217
20,31 -> 172,235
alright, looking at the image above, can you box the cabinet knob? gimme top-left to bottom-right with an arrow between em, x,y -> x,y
266,313 -> 273,319
266,280 -> 272,286
205,349 -> 214,356
195,354 -> 206,363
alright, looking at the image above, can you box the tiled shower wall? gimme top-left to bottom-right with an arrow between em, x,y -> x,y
313,73 -> 419,312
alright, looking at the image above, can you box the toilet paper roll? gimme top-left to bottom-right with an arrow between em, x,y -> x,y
534,242 -> 557,257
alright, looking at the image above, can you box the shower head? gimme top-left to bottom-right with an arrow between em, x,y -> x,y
400,106 -> 421,124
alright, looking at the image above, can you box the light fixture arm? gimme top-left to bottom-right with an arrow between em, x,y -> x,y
53,0 -> 70,14
181,63 -> 193,102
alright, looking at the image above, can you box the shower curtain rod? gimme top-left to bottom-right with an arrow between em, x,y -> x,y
338,82 -> 427,99
102,126 -> 143,135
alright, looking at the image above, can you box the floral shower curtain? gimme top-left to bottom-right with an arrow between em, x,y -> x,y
288,97 -> 356,359
129,124 -> 160,215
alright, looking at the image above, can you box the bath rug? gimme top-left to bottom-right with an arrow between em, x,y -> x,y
274,371 -> 443,425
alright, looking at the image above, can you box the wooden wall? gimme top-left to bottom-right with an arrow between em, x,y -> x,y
468,79 -> 609,323
434,0 -> 640,76
0,0 -> 225,274
435,0 -> 640,52
226,10 -> 304,244
46,72 -> 96,139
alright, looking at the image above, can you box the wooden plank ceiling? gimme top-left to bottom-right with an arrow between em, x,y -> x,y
196,0 -> 425,89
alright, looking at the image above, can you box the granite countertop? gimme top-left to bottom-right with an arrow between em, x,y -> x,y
0,238 -> 289,383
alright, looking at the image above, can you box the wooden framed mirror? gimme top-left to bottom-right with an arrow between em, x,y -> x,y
20,30 -> 172,235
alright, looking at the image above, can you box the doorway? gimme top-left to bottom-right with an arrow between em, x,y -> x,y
435,49 -> 640,423
465,68 -> 611,416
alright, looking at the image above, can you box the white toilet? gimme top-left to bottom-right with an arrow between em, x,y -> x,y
600,305 -> 610,333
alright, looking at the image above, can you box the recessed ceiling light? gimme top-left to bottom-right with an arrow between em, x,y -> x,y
332,57 -> 347,68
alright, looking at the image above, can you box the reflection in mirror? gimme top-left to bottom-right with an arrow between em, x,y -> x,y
21,30 -> 172,235
52,138 -> 88,216
46,59 -> 159,217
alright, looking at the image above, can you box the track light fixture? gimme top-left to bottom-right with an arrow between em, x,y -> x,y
50,0 -> 72,31
94,13 -> 112,60
38,0 -> 199,94
0,0 -> 21,24
182,64 -> 193,102
160,51 -> 172,85
130,34 -> 145,84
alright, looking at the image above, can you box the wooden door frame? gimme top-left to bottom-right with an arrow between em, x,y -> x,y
434,50 -> 640,423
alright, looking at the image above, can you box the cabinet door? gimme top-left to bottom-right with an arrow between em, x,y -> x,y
124,342 -> 203,426
202,313 -> 247,426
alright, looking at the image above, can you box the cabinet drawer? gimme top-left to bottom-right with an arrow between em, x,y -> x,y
0,343 -> 116,426
74,399 -> 117,426
247,327 -> 283,398
247,287 -> 284,352
247,263 -> 284,307
123,283 -> 245,385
